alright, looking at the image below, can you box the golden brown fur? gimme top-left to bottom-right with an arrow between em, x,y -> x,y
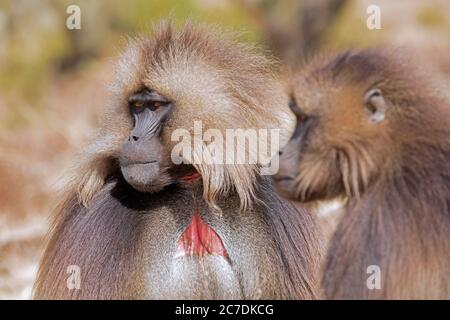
276,49 -> 450,299
33,22 -> 323,299
64,21 -> 294,212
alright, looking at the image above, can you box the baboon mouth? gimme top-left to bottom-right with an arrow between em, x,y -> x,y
120,161 -> 163,192
274,176 -> 294,182
121,160 -> 157,166
136,160 -> 157,164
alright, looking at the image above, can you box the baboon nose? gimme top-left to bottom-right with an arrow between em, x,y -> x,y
128,135 -> 139,142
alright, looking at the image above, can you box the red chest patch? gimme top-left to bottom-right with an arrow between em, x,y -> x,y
175,212 -> 228,259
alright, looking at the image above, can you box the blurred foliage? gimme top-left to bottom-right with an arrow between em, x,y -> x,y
0,0 -> 262,130
416,5 -> 447,29
322,0 -> 385,49
0,0 -> 449,131
108,0 -> 261,41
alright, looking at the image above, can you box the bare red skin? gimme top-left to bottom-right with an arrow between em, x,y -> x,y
175,172 -> 228,259
175,212 -> 228,259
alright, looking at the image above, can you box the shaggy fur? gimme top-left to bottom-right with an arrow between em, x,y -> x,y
66,21 -> 293,211
277,49 -> 450,298
33,22 -> 322,300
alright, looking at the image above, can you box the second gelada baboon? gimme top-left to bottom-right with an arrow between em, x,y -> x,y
275,49 -> 450,299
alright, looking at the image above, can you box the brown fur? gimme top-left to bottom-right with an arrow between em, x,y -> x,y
276,49 -> 450,299
33,22 -> 322,299
66,21 -> 294,212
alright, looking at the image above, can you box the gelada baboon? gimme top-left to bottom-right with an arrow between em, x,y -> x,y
274,49 -> 450,299
33,22 -> 323,299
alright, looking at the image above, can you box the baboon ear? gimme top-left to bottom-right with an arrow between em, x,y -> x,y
364,88 -> 387,123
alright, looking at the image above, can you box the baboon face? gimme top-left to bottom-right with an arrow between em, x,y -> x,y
119,89 -> 174,192
109,24 -> 291,198
275,51 -> 394,202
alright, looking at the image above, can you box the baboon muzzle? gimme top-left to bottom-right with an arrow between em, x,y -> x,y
119,133 -> 162,192
118,100 -> 172,192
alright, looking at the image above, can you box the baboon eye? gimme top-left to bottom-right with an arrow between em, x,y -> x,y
130,100 -> 167,112
129,89 -> 170,114
297,113 -> 308,123
152,101 -> 167,110
289,97 -> 308,122
132,100 -> 144,110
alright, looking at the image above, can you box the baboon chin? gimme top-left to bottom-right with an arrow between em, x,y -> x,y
33,22 -> 322,300
275,49 -> 450,299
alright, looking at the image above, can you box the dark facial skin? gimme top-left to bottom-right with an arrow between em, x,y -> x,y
119,89 -> 173,193
274,98 -> 315,200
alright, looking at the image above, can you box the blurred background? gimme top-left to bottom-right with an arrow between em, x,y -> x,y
0,0 -> 449,299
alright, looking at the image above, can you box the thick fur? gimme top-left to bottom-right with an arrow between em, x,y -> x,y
34,22 -> 322,299
66,21 -> 294,211
34,176 -> 322,299
280,49 -> 450,299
